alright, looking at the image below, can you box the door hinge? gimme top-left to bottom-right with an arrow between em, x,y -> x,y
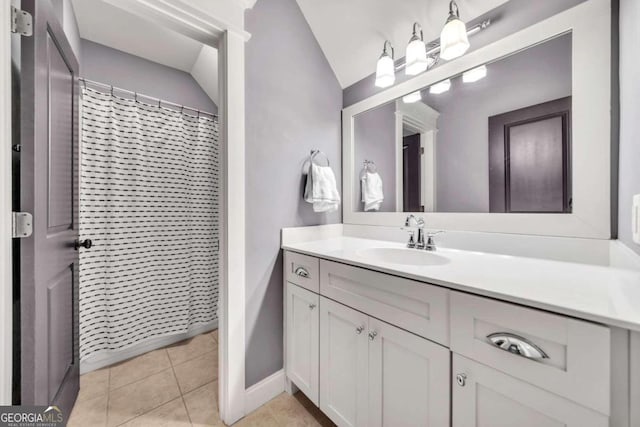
421,147 -> 425,155
11,6 -> 33,37
12,212 -> 33,238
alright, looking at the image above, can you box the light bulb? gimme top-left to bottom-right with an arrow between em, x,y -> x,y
440,1 -> 470,61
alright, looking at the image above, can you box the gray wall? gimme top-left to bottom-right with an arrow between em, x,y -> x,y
244,0 -> 342,387
343,0 -> 587,107
354,102 -> 396,212
424,34 -> 571,212
618,0 -> 640,255
80,39 -> 217,113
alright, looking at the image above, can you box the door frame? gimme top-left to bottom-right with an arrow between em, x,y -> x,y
394,100 -> 439,212
0,1 -> 255,424
1,1 -> 13,407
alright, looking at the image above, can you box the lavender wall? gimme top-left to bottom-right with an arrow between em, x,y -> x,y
343,0 -> 587,107
618,0 -> 640,255
80,40 -> 217,113
354,102 -> 396,212
244,0 -> 342,387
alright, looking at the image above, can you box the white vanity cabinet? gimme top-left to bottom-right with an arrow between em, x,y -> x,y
452,354 -> 608,427
319,296 -> 450,427
283,250 -> 619,427
285,282 -> 320,405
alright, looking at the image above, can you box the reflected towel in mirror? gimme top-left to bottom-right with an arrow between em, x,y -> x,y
362,172 -> 384,211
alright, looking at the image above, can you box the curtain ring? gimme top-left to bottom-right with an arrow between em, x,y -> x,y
134,92 -> 138,102
110,85 -> 114,96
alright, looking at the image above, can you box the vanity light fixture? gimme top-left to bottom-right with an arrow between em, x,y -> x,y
462,64 -> 487,83
405,23 -> 434,76
429,79 -> 451,94
375,40 -> 396,88
440,0 -> 470,61
402,91 -> 422,103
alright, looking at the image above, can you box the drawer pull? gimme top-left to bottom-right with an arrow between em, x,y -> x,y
368,331 -> 378,341
294,266 -> 310,278
308,304 -> 316,310
487,332 -> 549,360
356,326 -> 364,335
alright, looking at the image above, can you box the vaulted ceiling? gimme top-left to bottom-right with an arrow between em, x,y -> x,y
70,0 -> 218,104
295,0 -> 509,88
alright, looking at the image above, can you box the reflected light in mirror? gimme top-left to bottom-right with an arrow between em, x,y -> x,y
429,79 -> 451,94
462,65 -> 487,83
402,91 -> 422,103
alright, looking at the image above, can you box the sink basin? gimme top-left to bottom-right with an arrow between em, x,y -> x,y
356,247 -> 450,266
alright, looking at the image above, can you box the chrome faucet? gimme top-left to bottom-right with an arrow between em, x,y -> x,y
404,215 -> 426,249
404,215 -> 443,251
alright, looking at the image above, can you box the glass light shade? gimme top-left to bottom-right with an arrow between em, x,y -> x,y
405,38 -> 429,76
440,18 -> 470,60
429,79 -> 451,94
402,91 -> 422,103
375,54 -> 395,88
462,65 -> 487,83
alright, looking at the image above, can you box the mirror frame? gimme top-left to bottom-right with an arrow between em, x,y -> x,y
343,0 -> 611,239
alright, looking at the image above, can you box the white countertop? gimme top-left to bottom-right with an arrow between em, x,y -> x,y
282,236 -> 640,331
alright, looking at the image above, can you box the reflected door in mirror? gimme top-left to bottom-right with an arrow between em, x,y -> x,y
403,133 -> 423,212
489,97 -> 571,213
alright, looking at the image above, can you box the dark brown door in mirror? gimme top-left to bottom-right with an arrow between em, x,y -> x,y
403,133 -> 423,212
489,97 -> 571,213
16,0 -> 80,416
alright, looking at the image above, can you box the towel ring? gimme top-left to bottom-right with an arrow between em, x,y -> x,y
302,149 -> 330,175
360,160 -> 377,179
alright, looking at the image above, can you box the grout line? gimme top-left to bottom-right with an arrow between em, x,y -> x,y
106,368 -> 111,427
112,369 -> 182,427
108,349 -> 171,393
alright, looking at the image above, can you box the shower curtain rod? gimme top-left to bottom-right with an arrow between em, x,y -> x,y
79,77 -> 218,118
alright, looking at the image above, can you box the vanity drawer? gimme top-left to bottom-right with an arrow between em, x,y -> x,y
320,260 -> 449,346
450,291 -> 611,415
285,251 -> 320,293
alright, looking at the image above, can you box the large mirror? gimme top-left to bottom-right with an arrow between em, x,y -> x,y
353,33 -> 572,214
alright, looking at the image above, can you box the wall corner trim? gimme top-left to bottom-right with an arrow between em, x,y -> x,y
244,369 -> 286,415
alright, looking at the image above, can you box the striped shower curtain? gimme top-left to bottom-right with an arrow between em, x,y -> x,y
79,86 -> 219,362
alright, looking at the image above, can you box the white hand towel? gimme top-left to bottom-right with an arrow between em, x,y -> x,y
361,171 -> 384,211
310,163 -> 340,213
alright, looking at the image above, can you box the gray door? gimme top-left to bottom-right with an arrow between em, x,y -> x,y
488,97 -> 572,213
16,0 -> 81,416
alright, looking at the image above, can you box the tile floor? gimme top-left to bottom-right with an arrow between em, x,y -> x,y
68,330 -> 335,427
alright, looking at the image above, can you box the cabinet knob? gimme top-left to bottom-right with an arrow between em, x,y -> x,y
355,326 -> 364,334
368,331 -> 378,341
456,373 -> 467,387
308,304 -> 316,310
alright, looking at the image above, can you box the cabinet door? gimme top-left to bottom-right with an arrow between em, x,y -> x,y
368,318 -> 450,427
452,354 -> 609,427
320,297 -> 369,427
286,283 -> 320,405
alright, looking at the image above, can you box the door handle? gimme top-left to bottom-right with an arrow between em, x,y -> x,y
368,331 -> 378,341
487,332 -> 549,360
74,239 -> 93,250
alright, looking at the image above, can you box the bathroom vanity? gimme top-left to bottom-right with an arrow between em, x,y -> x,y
282,235 -> 640,427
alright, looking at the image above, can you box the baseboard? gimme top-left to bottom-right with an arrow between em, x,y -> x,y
245,369 -> 285,414
80,320 -> 217,374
